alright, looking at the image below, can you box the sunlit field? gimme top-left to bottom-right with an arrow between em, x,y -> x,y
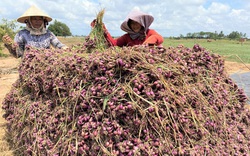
163,38 -> 250,63
45,37 -> 250,64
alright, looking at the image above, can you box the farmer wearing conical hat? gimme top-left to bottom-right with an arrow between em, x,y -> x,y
2,5 -> 67,58
91,10 -> 164,47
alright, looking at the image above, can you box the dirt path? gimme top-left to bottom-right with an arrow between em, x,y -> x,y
0,57 -> 20,155
225,61 -> 250,74
0,55 -> 250,155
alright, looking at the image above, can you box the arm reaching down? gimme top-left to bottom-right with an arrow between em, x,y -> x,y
143,29 -> 164,46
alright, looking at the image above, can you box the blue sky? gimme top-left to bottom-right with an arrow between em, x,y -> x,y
0,0 -> 250,37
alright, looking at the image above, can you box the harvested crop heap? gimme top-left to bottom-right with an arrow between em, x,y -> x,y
2,43 -> 250,155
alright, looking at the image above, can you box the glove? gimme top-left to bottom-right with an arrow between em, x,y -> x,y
90,19 -> 97,28
90,19 -> 107,30
61,45 -> 69,50
2,34 -> 13,45
2,34 -> 18,49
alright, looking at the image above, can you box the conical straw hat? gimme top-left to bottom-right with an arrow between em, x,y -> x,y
17,5 -> 52,23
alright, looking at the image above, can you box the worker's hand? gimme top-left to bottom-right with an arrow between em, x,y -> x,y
2,34 -> 13,45
90,19 -> 107,30
61,46 -> 69,50
142,41 -> 155,48
2,34 -> 18,50
90,19 -> 97,28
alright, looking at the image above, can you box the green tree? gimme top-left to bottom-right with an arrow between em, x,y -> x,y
0,19 -> 17,40
179,34 -> 184,38
48,20 -> 72,36
198,31 -> 206,38
218,31 -> 224,39
227,31 -> 244,40
0,18 -> 18,56
186,33 -> 192,38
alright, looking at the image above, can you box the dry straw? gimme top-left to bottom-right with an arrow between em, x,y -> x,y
87,9 -> 109,52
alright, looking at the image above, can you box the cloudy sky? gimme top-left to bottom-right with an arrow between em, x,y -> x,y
0,0 -> 250,37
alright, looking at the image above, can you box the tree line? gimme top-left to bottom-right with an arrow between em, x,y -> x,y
0,18 -> 248,45
174,31 -> 247,40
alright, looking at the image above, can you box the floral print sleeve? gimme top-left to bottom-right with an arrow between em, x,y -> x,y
10,29 -> 66,58
49,31 -> 65,49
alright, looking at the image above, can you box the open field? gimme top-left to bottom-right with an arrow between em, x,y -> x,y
1,37 -> 250,61
55,37 -> 250,63
163,38 -> 250,64
2,37 -> 250,74
0,38 -> 250,155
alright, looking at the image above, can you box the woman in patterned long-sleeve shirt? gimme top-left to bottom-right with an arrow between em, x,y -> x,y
2,5 -> 67,58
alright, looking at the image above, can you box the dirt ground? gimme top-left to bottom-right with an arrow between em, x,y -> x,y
0,53 -> 250,155
0,57 -> 19,155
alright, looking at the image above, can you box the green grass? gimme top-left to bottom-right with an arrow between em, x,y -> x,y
57,36 -> 85,47
163,38 -> 250,63
1,37 -> 250,64
60,37 -> 250,64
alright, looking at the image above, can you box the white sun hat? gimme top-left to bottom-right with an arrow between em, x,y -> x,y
17,5 -> 52,23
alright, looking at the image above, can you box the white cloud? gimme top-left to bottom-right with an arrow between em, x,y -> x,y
208,2 -> 230,14
1,0 -> 250,37
230,9 -> 249,21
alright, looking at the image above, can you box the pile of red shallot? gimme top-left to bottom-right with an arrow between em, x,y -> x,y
2,43 -> 250,155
